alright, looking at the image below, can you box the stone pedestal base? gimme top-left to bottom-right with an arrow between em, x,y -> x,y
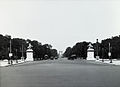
87,43 -> 95,60
26,49 -> 33,61
87,52 -> 95,60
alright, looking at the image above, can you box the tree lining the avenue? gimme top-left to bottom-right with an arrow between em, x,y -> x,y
63,42 -> 89,59
1,33 -> 120,60
64,35 -> 120,59
0,34 -> 58,60
94,36 -> 120,59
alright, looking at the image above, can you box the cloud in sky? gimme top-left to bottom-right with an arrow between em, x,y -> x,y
0,0 -> 120,51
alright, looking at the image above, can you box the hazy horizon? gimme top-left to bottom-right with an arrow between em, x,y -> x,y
0,0 -> 120,51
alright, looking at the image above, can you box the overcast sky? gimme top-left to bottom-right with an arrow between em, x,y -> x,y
0,0 -> 120,51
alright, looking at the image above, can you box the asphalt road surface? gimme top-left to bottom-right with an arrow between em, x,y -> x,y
1,58 -> 120,87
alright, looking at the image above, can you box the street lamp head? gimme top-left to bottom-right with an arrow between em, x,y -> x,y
96,39 -> 98,43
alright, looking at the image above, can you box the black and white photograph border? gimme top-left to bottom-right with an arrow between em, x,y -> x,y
0,0 -> 120,87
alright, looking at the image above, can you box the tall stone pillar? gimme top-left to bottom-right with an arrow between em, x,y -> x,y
87,43 -> 95,60
26,43 -> 33,61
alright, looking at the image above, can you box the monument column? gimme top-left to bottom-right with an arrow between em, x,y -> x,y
87,43 -> 95,60
26,43 -> 33,61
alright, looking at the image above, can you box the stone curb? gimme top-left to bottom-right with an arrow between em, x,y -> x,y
5,61 -> 27,67
95,60 -> 120,66
0,61 -> 28,67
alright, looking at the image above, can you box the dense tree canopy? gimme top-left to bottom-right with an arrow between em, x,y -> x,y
63,47 -> 72,57
64,35 -> 120,60
63,42 -> 89,59
0,34 -> 9,59
0,34 -> 58,60
1,33 -> 120,60
99,36 -> 120,59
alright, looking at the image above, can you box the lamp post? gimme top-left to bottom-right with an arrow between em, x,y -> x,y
21,43 -> 24,61
108,43 -> 112,63
5,35 -> 13,64
15,49 -> 18,63
9,36 -> 13,65
102,48 -> 104,62
96,39 -> 99,60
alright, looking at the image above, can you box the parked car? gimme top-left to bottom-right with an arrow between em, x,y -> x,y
50,56 -> 54,60
68,54 -> 77,60
55,57 -> 58,59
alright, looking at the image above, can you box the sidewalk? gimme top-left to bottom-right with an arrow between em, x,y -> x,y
95,59 -> 120,65
0,59 -> 25,67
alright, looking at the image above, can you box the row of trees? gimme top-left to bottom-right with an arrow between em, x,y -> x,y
63,42 -> 89,59
64,35 -> 120,59
0,34 -> 58,60
30,40 -> 58,60
93,36 -> 120,59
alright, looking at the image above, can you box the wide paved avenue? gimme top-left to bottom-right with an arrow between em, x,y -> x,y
1,58 -> 120,87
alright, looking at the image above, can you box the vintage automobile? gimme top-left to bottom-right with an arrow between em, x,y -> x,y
50,56 -> 54,60
54,57 -> 58,60
68,54 -> 77,60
